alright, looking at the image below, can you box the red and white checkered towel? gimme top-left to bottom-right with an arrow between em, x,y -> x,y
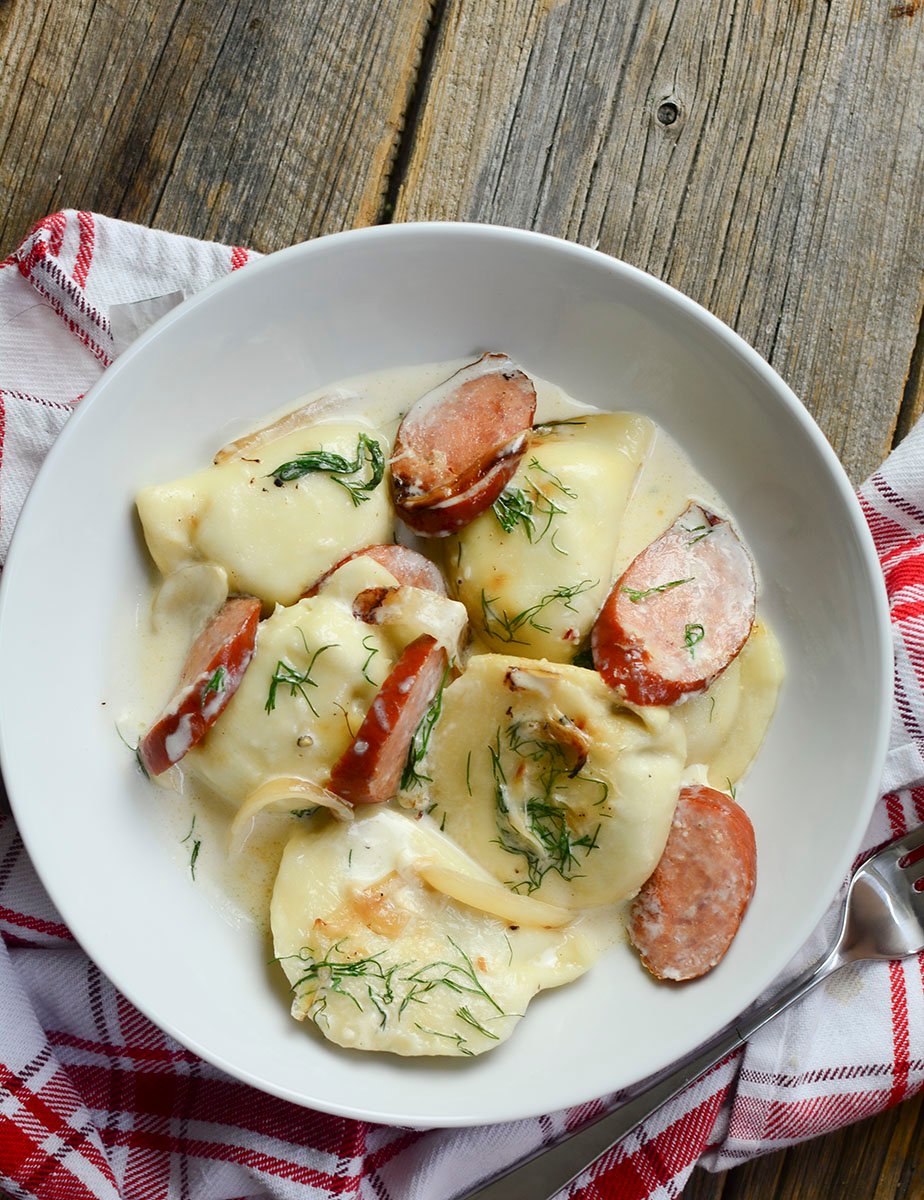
1,211 -> 922,1200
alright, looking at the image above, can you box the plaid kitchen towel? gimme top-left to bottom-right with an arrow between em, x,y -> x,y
0,211 -> 922,1200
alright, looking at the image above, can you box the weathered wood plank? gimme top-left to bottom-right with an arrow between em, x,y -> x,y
0,0 -> 435,253
396,0 -> 924,482
683,1087 -> 924,1198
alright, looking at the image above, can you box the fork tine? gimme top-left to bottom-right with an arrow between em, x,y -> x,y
894,825 -> 924,858
863,824 -> 924,868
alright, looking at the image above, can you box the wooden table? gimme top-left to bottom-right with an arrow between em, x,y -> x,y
1,1 -> 922,1195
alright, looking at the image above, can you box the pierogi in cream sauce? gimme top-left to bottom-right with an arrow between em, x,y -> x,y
129,356 -> 783,1057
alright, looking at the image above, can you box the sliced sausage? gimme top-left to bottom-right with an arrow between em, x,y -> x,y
327,634 -> 447,805
628,784 -> 757,981
390,353 -> 537,535
303,544 -> 447,598
139,596 -> 261,776
592,503 -> 756,705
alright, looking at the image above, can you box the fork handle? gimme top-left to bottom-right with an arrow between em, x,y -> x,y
455,945 -> 849,1200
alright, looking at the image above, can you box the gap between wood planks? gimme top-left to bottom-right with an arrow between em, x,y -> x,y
892,303 -> 924,450
379,0 -> 448,223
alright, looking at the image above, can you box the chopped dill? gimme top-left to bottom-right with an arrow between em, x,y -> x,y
457,1006 -> 500,1041
180,815 -> 201,881
708,694 -> 716,722
400,665 -> 449,791
489,724 -> 608,894
493,486 -> 535,534
360,635 -> 379,685
465,750 -> 473,796
481,579 -> 597,644
268,433 -> 385,506
532,417 -> 587,432
403,938 -> 504,1015
413,1023 -> 474,1055
201,666 -> 226,700
621,577 -> 693,604
116,724 -> 149,777
727,778 -> 738,801
682,522 -> 714,546
492,465 -> 569,553
287,936 -> 505,1049
290,807 -> 318,818
527,457 -> 578,500
265,630 -> 336,716
683,623 -> 705,657
332,700 -> 356,739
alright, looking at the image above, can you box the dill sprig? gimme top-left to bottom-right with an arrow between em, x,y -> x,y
287,942 -> 405,1025
360,635 -> 379,685
492,486 -> 535,534
683,623 -> 705,657
180,815 -> 201,881
288,936 -> 506,1052
201,666 -> 226,700
413,1023 -> 474,1055
532,417 -> 587,432
400,665 -> 449,791
527,457 -> 578,500
457,1006 -> 500,1042
481,578 -> 596,644
621,577 -> 693,604
269,433 -> 385,506
402,938 -> 505,1015
116,723 -> 150,778
265,629 -> 336,716
489,725 -> 608,894
492,456 -> 579,549
682,522 -> 714,546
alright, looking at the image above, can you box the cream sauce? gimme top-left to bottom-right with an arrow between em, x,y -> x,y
124,357 -> 783,1054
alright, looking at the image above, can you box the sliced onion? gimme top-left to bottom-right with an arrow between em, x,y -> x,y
415,861 -> 573,929
229,776 -> 352,855
213,391 -> 363,464
362,586 -> 468,660
151,563 -> 228,636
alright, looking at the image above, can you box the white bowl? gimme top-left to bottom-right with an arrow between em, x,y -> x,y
0,224 -> 891,1127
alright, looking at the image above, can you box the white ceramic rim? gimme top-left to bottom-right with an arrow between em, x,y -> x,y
0,222 -> 894,1126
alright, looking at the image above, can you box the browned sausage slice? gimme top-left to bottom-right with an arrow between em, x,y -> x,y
592,503 -> 756,705
628,784 -> 757,981
390,353 -> 537,535
303,544 -> 447,598
139,596 -> 261,776
327,634 -> 447,805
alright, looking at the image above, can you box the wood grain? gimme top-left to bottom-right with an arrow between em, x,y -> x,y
684,1088 -> 924,1199
0,0 -> 435,253
395,0 -> 924,482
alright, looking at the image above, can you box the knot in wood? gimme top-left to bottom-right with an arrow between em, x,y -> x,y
656,99 -> 681,127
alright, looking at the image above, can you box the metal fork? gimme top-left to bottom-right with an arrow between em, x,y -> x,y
456,825 -> 924,1200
